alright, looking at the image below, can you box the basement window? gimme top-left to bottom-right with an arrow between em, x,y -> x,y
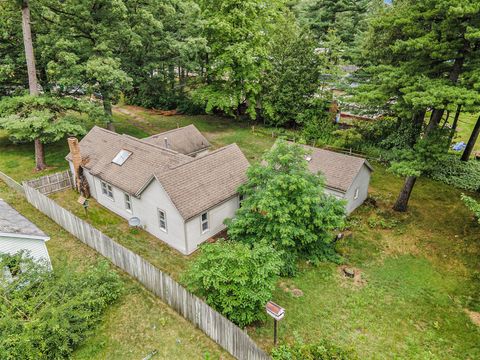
201,212 -> 209,233
112,149 -> 132,165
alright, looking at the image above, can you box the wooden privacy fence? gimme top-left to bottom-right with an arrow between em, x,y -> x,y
0,170 -> 25,195
24,170 -> 73,195
22,183 -> 270,360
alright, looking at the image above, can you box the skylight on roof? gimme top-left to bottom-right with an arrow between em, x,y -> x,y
112,149 -> 132,165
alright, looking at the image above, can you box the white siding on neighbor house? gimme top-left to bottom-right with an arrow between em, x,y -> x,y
85,171 -> 188,254
185,195 -> 240,254
0,236 -> 51,265
344,164 -> 371,214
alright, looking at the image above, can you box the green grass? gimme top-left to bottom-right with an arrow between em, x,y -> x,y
0,186 -> 229,359
449,112 -> 480,153
1,105 -> 479,359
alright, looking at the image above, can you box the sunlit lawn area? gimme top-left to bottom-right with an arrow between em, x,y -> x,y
449,112 -> 480,153
1,105 -> 479,359
0,182 -> 229,360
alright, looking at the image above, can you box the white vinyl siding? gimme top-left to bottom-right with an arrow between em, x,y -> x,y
124,193 -> 132,212
101,181 -> 114,200
158,209 -> 167,232
201,212 -> 209,233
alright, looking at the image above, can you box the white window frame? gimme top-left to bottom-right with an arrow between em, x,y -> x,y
158,209 -> 167,232
353,188 -> 359,200
201,212 -> 209,233
124,193 -> 132,213
101,181 -> 114,200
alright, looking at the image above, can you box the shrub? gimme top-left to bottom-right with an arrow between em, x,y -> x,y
461,194 -> 480,224
0,256 -> 123,359
271,340 -> 357,360
428,156 -> 480,192
183,241 -> 282,327
226,141 -> 346,276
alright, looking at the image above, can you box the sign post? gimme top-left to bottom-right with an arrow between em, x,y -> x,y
266,301 -> 285,346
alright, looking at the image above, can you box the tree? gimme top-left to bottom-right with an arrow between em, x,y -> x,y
34,0 -> 132,131
461,115 -> 480,161
356,0 -> 480,211
0,255 -> 122,359
183,241 -> 282,327
0,95 -> 94,169
227,140 -> 346,276
193,0 -> 284,119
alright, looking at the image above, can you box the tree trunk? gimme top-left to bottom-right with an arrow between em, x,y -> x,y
410,109 -> 426,146
21,0 -> 38,95
102,95 -> 115,132
448,104 -> 462,145
393,176 -> 417,212
34,138 -> 46,171
461,114 -> 480,161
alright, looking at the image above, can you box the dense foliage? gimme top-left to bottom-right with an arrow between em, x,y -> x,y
0,255 -> 122,359
461,194 -> 480,224
271,339 -> 357,360
227,141 -> 346,276
183,241 -> 282,327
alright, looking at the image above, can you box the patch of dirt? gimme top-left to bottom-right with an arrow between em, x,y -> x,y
338,265 -> 367,288
464,309 -> 480,327
278,282 -> 304,297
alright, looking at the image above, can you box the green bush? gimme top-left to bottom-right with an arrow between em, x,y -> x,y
428,156 -> 480,192
461,194 -> 480,224
183,241 -> 282,327
0,255 -> 123,360
271,340 -> 357,360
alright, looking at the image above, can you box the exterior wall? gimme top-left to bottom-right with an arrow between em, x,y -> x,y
185,195 -> 240,254
86,172 -> 188,254
324,187 -> 346,201
344,165 -> 371,214
0,236 -> 51,265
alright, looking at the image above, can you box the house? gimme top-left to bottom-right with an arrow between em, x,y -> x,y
0,199 -> 51,267
298,144 -> 373,214
66,125 -> 249,255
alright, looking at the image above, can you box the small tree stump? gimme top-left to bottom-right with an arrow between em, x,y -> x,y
343,267 -> 355,278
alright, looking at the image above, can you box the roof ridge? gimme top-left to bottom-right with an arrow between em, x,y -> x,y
121,134 -> 189,158
145,124 -> 196,139
92,125 -> 120,136
164,143 -> 240,171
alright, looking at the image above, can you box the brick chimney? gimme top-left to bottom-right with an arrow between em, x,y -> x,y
67,137 -> 81,190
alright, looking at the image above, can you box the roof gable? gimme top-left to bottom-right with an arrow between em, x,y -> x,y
298,144 -> 373,192
142,125 -> 211,155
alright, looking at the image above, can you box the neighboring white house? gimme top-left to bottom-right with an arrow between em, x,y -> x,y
66,125 -> 249,255
297,143 -> 373,214
0,199 -> 51,267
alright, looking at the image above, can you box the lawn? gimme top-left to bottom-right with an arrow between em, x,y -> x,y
0,184 -> 229,359
1,105 -> 479,359
449,112 -> 480,153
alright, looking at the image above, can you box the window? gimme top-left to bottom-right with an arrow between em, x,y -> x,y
124,193 -> 132,212
354,188 -> 359,200
101,181 -> 114,200
201,212 -> 209,233
239,194 -> 245,207
158,209 -> 167,232
112,149 -> 132,165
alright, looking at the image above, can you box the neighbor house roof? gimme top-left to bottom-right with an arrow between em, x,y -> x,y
66,126 -> 192,195
298,144 -> 373,193
155,144 -> 249,220
143,125 -> 211,155
0,199 -> 49,240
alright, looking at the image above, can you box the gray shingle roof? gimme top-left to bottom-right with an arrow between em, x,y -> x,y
156,144 -> 249,220
67,126 -> 192,195
0,199 -> 49,239
298,144 -> 373,192
143,125 -> 211,155
67,126 -> 249,219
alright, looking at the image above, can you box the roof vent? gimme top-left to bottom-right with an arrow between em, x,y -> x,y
164,137 -> 169,149
112,149 -> 132,165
